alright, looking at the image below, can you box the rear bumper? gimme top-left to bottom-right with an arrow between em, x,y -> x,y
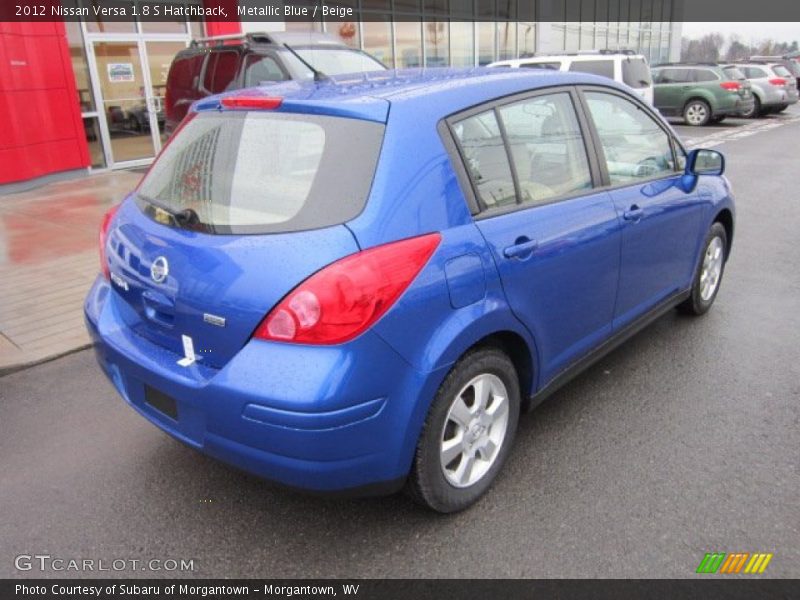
84,277 -> 446,493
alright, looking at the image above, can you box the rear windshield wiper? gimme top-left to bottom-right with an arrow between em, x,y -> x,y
140,196 -> 202,230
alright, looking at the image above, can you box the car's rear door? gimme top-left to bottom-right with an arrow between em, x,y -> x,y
653,67 -> 691,114
450,88 -> 622,385
579,87 -> 705,328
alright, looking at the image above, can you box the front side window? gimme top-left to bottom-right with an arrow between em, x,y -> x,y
584,91 -> 675,186
657,68 -> 691,84
498,92 -> 593,206
452,111 -> 517,210
569,59 -> 615,79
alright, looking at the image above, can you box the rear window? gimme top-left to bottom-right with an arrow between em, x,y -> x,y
781,61 -> 800,76
168,54 -> 203,93
569,59 -> 614,78
622,57 -> 651,88
772,65 -> 792,77
136,112 -> 384,234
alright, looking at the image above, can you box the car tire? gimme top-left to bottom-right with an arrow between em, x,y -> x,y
678,222 -> 728,316
406,346 -> 521,513
750,96 -> 764,117
683,99 -> 712,126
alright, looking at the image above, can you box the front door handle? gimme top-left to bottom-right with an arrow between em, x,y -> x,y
503,237 -> 539,259
623,205 -> 644,221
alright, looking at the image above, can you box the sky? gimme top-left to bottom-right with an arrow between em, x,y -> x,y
681,22 -> 800,44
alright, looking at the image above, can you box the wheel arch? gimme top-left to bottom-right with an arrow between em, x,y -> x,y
713,208 -> 734,258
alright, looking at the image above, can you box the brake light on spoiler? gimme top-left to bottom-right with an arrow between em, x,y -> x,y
220,96 -> 283,110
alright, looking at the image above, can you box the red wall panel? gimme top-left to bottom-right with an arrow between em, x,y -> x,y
0,21 -> 88,185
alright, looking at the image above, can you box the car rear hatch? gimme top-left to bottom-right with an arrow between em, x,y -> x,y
104,101 -> 386,369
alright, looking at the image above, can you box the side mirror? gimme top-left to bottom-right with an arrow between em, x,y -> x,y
687,148 -> 725,176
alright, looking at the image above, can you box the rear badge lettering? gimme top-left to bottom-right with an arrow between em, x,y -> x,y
109,272 -> 129,291
177,334 -> 196,367
203,313 -> 226,327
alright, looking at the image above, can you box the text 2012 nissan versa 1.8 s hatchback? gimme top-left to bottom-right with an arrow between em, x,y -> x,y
85,68 -> 734,512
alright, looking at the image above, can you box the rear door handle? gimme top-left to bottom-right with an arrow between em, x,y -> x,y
623,205 -> 644,221
503,237 -> 539,259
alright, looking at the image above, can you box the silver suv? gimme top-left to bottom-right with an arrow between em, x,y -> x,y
727,62 -> 799,117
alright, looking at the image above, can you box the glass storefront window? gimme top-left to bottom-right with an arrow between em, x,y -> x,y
518,22 -> 535,58
395,21 -> 422,68
497,22 -> 517,60
450,22 -> 475,67
83,117 -> 106,168
65,21 -> 95,112
477,21 -> 495,65
83,1 -> 137,33
580,24 -> 594,50
363,20 -> 394,68
565,23 -> 580,52
425,21 -> 449,67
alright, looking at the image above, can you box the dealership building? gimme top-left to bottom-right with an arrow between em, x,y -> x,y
0,0 -> 682,189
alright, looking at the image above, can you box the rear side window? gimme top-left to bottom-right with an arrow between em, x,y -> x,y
656,68 -> 691,83
203,51 -> 240,94
452,111 -> 517,210
693,69 -> 719,82
569,59 -> 614,79
498,92 -> 592,206
136,112 -> 384,234
622,58 -> 652,88
724,67 -> 745,80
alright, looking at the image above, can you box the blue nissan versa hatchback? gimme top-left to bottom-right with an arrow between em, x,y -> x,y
85,68 -> 734,512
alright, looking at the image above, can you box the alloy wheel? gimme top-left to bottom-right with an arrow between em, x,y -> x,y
700,236 -> 724,301
440,373 -> 510,488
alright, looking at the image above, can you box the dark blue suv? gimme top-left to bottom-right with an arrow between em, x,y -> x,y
85,68 -> 734,512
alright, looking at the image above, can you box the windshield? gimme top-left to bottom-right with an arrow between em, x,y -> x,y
136,112 -> 384,234
622,57 -> 652,88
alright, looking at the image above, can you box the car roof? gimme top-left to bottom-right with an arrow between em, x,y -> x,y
199,67 -> 628,123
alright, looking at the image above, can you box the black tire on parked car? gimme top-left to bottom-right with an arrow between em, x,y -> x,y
678,222 -> 728,316
741,95 -> 760,119
406,347 -> 521,513
683,99 -> 712,126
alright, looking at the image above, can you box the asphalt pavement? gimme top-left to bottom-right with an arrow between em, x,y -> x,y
1,108 -> 798,579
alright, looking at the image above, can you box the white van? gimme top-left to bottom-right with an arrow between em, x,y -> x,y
488,51 -> 654,105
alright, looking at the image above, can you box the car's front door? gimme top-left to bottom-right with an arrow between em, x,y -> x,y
451,90 -> 622,385
580,88 -> 705,329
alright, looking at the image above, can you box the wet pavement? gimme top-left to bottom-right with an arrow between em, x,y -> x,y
0,171 -> 141,373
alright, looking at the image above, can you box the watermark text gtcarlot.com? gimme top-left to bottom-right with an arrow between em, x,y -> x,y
14,554 -> 195,573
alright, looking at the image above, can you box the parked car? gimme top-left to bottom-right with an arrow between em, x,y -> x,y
164,31 -> 387,137
86,68 -> 734,513
719,65 -> 755,117
728,61 -> 799,117
651,63 -> 754,125
488,50 -> 654,105
749,55 -> 800,88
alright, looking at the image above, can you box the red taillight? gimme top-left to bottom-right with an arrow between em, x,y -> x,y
720,81 -> 741,92
221,96 -> 282,110
254,233 -> 442,345
768,78 -> 787,87
99,204 -> 121,280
